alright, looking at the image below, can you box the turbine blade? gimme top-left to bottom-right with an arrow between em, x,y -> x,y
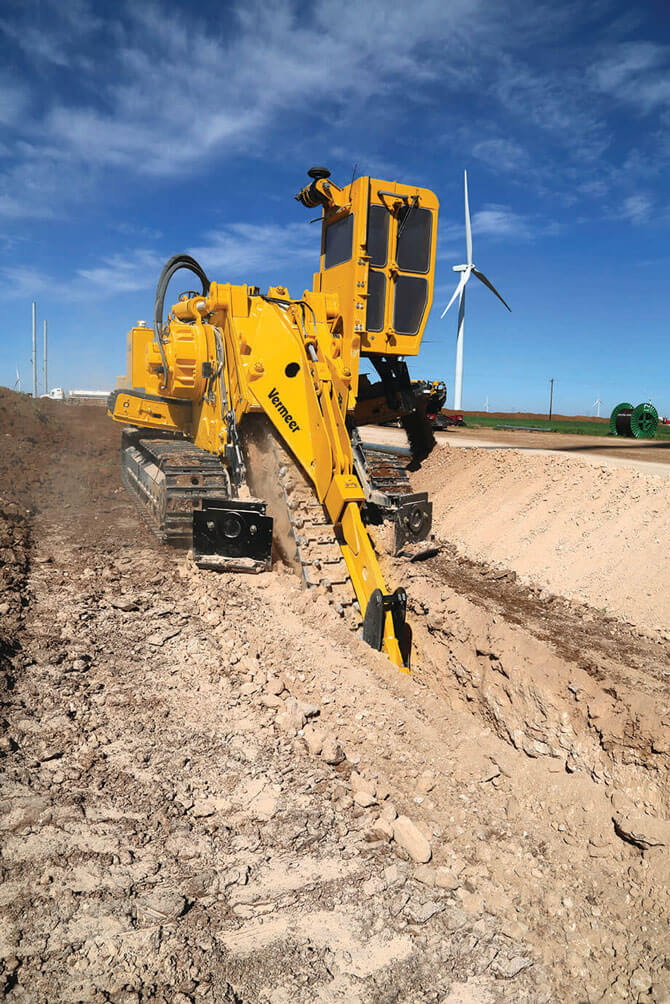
472,267 -> 511,311
440,268 -> 470,317
464,170 -> 472,267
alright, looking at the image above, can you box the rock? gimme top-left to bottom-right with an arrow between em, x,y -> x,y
302,725 -> 324,755
353,788 -> 377,808
612,812 -> 670,850
274,713 -> 297,736
365,818 -> 393,842
110,597 -> 138,611
393,816 -> 432,863
261,694 -> 283,709
413,865 -> 435,887
298,701 -> 319,720
381,802 -> 398,822
350,772 -> 376,797
416,771 -> 435,794
434,867 -> 461,891
282,697 -> 307,731
266,676 -> 285,696
321,737 -> 345,765
405,898 -> 444,924
492,955 -> 533,979
384,864 -> 402,885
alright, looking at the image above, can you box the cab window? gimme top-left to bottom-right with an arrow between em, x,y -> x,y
366,270 -> 386,332
324,214 -> 354,268
396,206 -> 432,274
366,204 -> 388,268
393,276 -> 428,335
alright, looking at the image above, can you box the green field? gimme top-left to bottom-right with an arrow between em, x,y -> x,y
462,413 -> 670,440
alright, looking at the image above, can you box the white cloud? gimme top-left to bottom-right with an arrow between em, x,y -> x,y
19,0 -> 487,180
190,222 -> 315,281
1,0 -> 668,227
620,193 -> 652,225
472,138 -> 528,174
592,42 -> 670,112
0,78 -> 30,126
77,249 -> 164,292
0,219 -> 319,300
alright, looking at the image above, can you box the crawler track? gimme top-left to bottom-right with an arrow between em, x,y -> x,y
121,428 -> 231,545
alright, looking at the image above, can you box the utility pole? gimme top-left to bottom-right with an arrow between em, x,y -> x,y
32,302 -> 37,399
43,319 -> 48,395
548,378 -> 554,421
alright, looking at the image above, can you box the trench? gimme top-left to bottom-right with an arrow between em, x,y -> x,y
392,545 -> 670,822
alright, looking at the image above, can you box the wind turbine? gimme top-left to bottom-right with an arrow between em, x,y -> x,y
13,367 -> 21,392
441,171 -> 511,410
593,394 -> 601,418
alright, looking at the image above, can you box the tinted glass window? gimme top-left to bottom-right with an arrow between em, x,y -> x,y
366,270 -> 386,332
396,206 -> 432,274
393,276 -> 428,335
366,204 -> 389,267
324,214 -> 354,268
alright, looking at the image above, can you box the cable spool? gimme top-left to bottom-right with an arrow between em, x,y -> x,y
631,402 -> 658,439
609,401 -> 658,438
610,402 -> 633,436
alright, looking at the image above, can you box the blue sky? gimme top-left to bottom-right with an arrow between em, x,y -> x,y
1,0 -> 669,415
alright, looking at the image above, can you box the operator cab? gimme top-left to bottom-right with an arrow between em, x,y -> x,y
296,167 -> 439,360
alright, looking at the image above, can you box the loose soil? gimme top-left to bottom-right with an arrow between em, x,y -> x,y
1,389 -> 668,1003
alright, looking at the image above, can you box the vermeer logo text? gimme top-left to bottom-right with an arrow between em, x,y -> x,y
268,388 -> 300,432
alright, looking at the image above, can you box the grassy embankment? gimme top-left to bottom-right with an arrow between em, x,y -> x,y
461,413 -> 670,440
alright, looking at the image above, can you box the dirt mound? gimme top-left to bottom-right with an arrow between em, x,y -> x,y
412,444 -> 670,636
0,388 -> 138,550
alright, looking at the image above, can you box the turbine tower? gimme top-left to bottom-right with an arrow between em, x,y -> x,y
442,171 -> 511,410
593,395 -> 601,418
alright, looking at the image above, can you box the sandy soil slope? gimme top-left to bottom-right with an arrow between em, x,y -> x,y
411,443 -> 670,637
0,389 -> 668,1003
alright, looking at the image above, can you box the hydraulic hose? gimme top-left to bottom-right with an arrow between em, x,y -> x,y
153,254 -> 210,390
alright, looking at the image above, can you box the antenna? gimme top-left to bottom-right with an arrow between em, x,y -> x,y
441,171 -> 511,410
